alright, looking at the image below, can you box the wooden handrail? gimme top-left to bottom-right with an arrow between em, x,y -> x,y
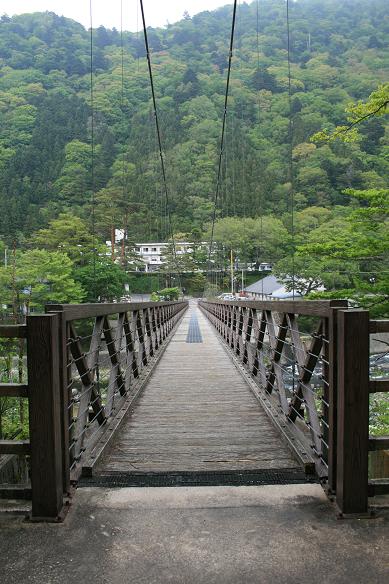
202,298 -> 348,317
46,300 -> 187,321
0,384 -> 29,398
0,324 -> 27,338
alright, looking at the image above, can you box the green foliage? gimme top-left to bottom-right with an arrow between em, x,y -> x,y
0,2 -> 387,319
369,394 -> 389,436
209,216 -> 290,264
312,83 -> 389,143
0,249 -> 85,311
275,190 -> 389,316
152,287 -> 180,301
185,273 -> 207,295
73,258 -> 127,303
31,212 -> 101,265
0,1 -> 388,241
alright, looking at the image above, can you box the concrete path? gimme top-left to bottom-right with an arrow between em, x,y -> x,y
0,485 -> 388,583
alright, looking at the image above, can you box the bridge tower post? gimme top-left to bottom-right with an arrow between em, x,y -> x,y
336,309 -> 370,515
27,314 -> 64,521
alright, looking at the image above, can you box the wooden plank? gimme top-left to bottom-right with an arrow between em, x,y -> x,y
59,313 -> 71,495
27,313 -> 64,520
336,310 -> 369,515
103,315 -> 126,415
287,315 -> 323,459
96,306 -> 300,476
369,436 -> 389,451
0,383 -> 28,398
0,325 -> 27,338
82,304 -> 187,475
368,479 -> 389,497
0,440 -> 30,455
200,299 -> 348,318
0,486 -> 32,500
369,379 -> 389,393
68,321 -> 106,429
47,301 -> 188,322
326,308 -> 338,493
369,320 -> 389,334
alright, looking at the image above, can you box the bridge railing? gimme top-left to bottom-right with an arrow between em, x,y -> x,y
0,301 -> 187,520
368,319 -> 389,498
0,323 -> 30,501
0,315 -> 64,519
199,299 -> 389,515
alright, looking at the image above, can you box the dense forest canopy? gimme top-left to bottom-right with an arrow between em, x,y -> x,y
0,0 -> 387,236
0,0 -> 387,312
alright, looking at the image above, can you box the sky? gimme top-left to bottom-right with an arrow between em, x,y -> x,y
1,1 -> 232,31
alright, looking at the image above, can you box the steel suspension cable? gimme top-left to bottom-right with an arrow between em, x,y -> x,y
286,0 -> 296,300
120,0 -> 127,265
256,0 -> 265,299
139,0 -> 182,291
207,0 -> 238,271
89,0 -> 97,298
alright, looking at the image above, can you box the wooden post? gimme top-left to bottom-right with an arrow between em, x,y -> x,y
326,309 -> 337,493
46,307 -> 71,495
336,309 -> 369,515
27,314 -> 64,520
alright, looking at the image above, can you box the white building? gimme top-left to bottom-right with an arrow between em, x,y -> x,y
105,230 -> 198,272
134,242 -> 196,272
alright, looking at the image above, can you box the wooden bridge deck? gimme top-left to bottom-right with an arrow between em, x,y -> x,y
97,303 -> 299,474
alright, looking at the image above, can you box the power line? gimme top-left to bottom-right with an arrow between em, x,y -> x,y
139,0 -> 182,290
207,0 -> 238,270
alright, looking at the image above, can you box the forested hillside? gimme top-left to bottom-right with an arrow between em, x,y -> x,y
0,0 -> 387,235
0,0 -> 388,312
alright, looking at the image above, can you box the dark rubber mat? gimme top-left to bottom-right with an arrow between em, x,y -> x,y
79,468 -> 317,488
186,313 -> 203,343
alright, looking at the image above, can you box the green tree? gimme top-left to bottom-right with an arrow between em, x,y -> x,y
74,258 -> 127,302
15,249 -> 84,311
312,83 -> 389,143
280,190 -> 389,316
31,212 -> 100,266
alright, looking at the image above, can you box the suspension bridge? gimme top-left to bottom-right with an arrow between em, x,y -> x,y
0,0 -> 388,581
1,296 -> 388,513
0,297 -> 388,582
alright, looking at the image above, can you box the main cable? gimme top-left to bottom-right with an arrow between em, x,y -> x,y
120,0 -> 127,265
139,0 -> 182,291
90,0 -> 97,298
286,0 -> 296,300
207,0 -> 238,272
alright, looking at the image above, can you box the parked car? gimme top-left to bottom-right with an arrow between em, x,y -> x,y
218,293 -> 235,301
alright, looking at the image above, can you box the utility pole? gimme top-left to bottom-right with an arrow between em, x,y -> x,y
230,249 -> 234,295
241,268 -> 244,293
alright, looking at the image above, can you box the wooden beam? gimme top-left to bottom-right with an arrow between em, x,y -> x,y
369,379 -> 389,393
199,299 -> 348,317
369,320 -> 389,334
0,325 -> 27,338
27,313 -> 64,521
0,440 -> 30,455
46,301 -> 188,321
0,384 -> 28,398
368,479 -> 389,497
369,436 -> 389,451
336,310 -> 370,515
0,486 -> 32,500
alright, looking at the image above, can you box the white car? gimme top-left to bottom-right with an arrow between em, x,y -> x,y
218,293 -> 235,301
